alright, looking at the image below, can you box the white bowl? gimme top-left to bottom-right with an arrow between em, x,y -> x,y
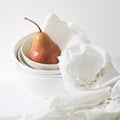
20,35 -> 59,70
16,67 -> 67,98
13,33 -> 67,98
14,33 -> 61,75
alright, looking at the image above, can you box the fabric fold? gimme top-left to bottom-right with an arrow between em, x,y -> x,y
58,33 -> 120,93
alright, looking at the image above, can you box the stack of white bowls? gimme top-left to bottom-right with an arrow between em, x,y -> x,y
13,33 -> 67,98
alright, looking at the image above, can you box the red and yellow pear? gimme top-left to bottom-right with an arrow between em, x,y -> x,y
25,17 -> 61,64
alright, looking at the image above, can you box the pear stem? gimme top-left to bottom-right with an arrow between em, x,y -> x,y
25,17 -> 42,32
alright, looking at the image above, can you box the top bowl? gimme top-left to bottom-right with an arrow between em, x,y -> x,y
13,33 -> 61,75
20,33 -> 59,70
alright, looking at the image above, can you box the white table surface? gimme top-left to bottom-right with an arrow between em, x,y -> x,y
0,73 -> 45,117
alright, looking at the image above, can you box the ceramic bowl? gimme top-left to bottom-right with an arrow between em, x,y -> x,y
14,33 -> 61,75
20,35 -> 59,70
13,33 -> 67,98
16,66 -> 67,98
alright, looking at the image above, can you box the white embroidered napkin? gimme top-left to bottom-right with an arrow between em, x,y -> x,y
58,33 -> 120,93
17,87 -> 110,120
43,13 -> 73,51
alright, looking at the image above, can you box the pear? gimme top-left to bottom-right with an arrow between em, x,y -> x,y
25,17 -> 61,64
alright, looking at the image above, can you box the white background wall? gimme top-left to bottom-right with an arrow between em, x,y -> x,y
0,0 -> 120,73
